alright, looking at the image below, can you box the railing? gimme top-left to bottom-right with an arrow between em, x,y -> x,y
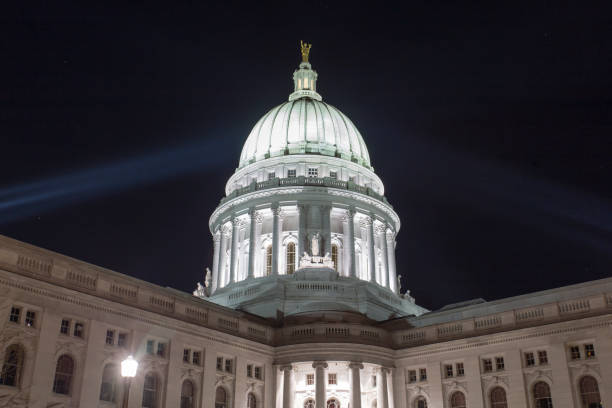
221,176 -> 389,205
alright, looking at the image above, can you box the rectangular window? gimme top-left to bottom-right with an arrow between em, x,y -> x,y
308,168 -> 318,177
25,311 -> 36,327
73,322 -> 84,338
456,362 -> 464,377
287,169 -> 296,178
254,366 -> 262,380
156,342 -> 166,358
483,358 -> 493,373
328,373 -> 337,385
445,364 -> 453,378
268,172 -> 275,180
105,330 -> 115,345
146,340 -> 155,355
329,171 -> 337,179
216,357 -> 223,371
247,364 -> 253,377
307,374 -> 314,385
349,176 -> 356,183
419,368 -> 427,381
225,359 -> 233,373
525,352 -> 535,367
192,351 -> 201,366
585,344 -> 596,358
183,349 -> 190,363
538,350 -> 548,365
9,307 -> 20,323
570,346 -> 581,360
117,333 -> 127,348
495,357 -> 505,371
60,319 -> 70,335
408,370 -> 417,383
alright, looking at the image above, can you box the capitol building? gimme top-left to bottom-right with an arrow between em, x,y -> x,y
0,44 -> 610,408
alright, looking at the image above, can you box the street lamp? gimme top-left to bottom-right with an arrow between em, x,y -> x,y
121,355 -> 138,408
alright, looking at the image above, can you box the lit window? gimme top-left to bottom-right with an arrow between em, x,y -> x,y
538,350 -> 548,365
525,352 -> 535,367
254,366 -> 262,379
456,362 -> 464,376
304,78 -> 309,89
288,169 -> 297,178
156,342 -> 166,358
268,172 -> 275,180
265,246 -> 272,276
73,322 -> 84,338
495,357 -> 505,371
570,346 -> 581,360
183,349 -> 190,363
308,168 -> 318,177
419,368 -> 427,381
408,370 -> 417,383
106,330 -> 115,345
192,351 -> 201,366
307,374 -> 314,385
483,359 -> 493,373
584,344 -> 595,358
329,171 -> 337,179
298,79 -> 302,89
216,357 -> 223,371
445,364 -> 453,378
25,311 -> 35,328
60,319 -> 70,335
9,307 -> 20,323
328,373 -> 337,385
286,242 -> 296,274
225,359 -> 233,373
117,333 -> 127,348
331,245 -> 338,271
247,364 -> 253,377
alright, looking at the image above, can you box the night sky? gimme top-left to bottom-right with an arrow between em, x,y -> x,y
2,3 -> 611,310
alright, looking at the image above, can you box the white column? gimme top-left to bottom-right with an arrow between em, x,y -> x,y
386,229 -> 398,294
248,208 -> 259,279
349,362 -> 364,408
272,205 -> 282,275
322,205 -> 332,256
298,203 -> 307,256
346,208 -> 356,278
211,229 -> 221,293
281,365 -> 293,408
229,216 -> 240,284
377,367 -> 390,408
313,361 -> 328,408
378,225 -> 390,289
217,226 -> 229,288
366,216 -> 376,283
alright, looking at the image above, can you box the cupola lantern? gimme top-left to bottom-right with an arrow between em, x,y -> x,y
289,41 -> 322,101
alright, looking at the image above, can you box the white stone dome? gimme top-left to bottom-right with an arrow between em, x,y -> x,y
238,85 -> 372,170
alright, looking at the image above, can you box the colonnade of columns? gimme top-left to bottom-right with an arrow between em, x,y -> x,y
212,203 -> 398,295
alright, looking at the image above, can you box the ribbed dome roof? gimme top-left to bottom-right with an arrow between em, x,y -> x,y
238,98 -> 372,169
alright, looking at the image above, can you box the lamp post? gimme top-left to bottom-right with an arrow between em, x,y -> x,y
121,355 -> 138,408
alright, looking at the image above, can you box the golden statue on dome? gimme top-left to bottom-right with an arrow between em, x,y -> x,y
300,40 -> 312,63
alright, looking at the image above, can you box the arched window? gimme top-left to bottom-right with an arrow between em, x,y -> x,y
533,382 -> 553,408
490,387 -> 507,408
414,397 -> 427,408
327,398 -> 340,408
215,387 -> 227,408
579,376 -> 601,408
247,392 -> 257,408
265,246 -> 272,276
331,244 -> 338,271
286,242 -> 296,274
52,354 -> 74,395
0,344 -> 24,387
304,398 -> 315,408
180,380 -> 195,408
142,373 -> 159,408
99,363 -> 118,402
450,391 -> 466,408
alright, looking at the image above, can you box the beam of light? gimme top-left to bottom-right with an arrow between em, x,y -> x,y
0,137 -> 233,224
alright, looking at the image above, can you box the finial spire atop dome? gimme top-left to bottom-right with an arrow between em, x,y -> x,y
290,41 -> 322,101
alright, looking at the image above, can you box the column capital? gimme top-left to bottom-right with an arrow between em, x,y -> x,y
213,230 -> 221,242
377,366 -> 391,374
312,361 -> 328,369
347,207 -> 357,218
349,362 -> 364,370
221,224 -> 232,235
280,364 -> 293,372
360,216 -> 373,228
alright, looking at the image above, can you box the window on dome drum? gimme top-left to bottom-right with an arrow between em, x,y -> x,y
483,358 -> 493,373
331,245 -> 338,271
415,397 -> 427,408
53,354 -> 74,395
456,362 -> 464,376
288,169 -> 296,178
584,344 -> 595,358
329,171 -> 337,179
579,376 -> 601,408
450,391 -> 466,408
496,357 -> 505,371
490,386 -> 508,408
180,380 -> 195,408
286,242 -> 296,274
445,364 -> 453,378
328,373 -> 337,385
106,330 -> 114,345
99,363 -> 118,402
525,352 -> 535,367
142,373 -> 159,408
349,176 -> 356,183
408,370 -> 417,383
327,398 -> 340,408
9,306 -> 20,323
538,350 -> 548,365
268,172 -> 275,180
570,346 -> 581,360
266,246 -> 273,276
419,368 -> 427,381
73,322 -> 84,338
533,381 -> 553,408
308,167 -> 318,177
215,387 -> 227,408
307,374 -> 314,385
0,344 -> 24,387
247,392 -> 257,408
304,398 -> 316,408
25,311 -> 35,327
